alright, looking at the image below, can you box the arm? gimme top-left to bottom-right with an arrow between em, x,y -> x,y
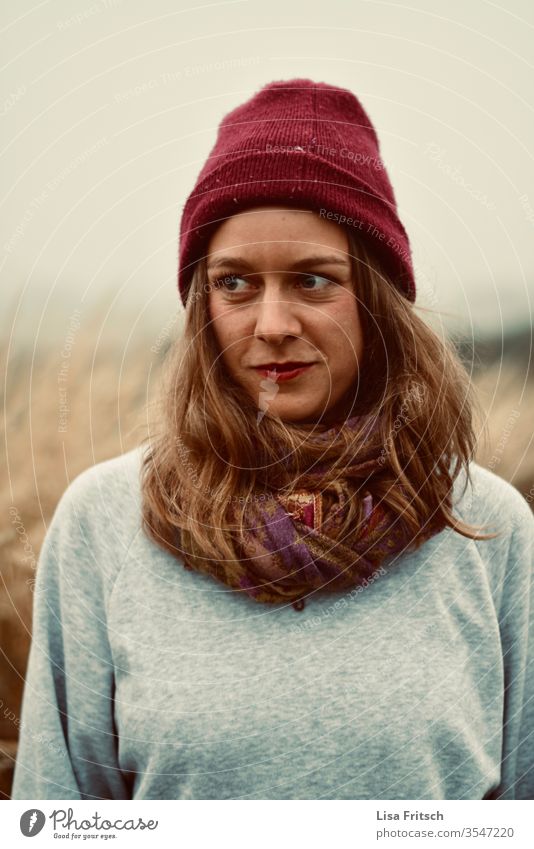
487,493 -> 534,799
11,467 -> 131,800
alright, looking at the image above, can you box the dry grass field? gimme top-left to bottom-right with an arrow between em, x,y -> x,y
1,315 -> 532,799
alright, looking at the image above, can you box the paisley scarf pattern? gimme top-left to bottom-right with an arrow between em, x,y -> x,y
186,415 -> 446,610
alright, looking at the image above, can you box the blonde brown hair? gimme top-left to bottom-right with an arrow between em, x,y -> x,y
140,227 -> 499,572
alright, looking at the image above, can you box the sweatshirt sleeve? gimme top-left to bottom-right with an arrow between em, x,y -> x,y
486,489 -> 534,800
11,463 -> 132,800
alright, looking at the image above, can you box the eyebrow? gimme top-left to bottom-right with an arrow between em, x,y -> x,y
206,254 -> 351,271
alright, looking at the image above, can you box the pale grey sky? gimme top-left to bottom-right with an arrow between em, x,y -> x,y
2,0 -> 533,350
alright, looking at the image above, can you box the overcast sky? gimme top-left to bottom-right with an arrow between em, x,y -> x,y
2,0 -> 533,350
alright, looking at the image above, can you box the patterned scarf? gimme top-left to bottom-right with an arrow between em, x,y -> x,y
186,414 -> 446,610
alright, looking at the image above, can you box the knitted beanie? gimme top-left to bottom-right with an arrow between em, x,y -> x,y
178,78 -> 416,305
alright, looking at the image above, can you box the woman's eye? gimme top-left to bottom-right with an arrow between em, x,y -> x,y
211,275 -> 249,293
298,273 -> 336,291
210,273 -> 336,295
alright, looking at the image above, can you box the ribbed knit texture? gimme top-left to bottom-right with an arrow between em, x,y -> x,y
178,79 -> 416,304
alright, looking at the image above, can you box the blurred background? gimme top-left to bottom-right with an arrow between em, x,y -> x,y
1,0 -> 533,798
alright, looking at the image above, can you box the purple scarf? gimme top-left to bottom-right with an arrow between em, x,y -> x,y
189,415 -> 446,609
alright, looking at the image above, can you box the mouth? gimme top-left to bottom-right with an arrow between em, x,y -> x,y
252,362 -> 316,381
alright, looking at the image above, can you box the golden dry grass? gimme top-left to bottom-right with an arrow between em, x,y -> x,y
0,308 -> 165,798
1,315 -> 533,798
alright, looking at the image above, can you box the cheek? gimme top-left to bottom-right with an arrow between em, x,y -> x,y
208,302 -> 246,363
323,301 -> 363,358
208,299 -> 230,345
210,316 -> 227,350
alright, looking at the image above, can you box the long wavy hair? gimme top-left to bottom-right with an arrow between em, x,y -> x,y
140,226 -> 499,573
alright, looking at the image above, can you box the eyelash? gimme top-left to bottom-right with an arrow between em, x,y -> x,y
209,273 -> 339,294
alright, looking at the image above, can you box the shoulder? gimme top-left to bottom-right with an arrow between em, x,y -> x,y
451,460 -> 534,608
57,445 -> 145,514
44,446 -> 146,595
453,460 -> 533,533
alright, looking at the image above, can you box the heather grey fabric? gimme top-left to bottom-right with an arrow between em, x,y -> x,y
11,447 -> 534,800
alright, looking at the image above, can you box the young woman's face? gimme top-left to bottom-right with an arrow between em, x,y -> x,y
206,206 -> 364,424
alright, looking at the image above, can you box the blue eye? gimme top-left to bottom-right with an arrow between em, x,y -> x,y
299,274 -> 335,291
212,274 -> 248,292
210,272 -> 337,295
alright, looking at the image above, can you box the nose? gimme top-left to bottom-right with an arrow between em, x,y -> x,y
253,290 -> 303,345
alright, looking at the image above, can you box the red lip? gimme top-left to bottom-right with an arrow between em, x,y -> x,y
254,363 -> 315,381
253,361 -> 315,369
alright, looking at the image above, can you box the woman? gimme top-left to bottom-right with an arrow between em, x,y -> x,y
12,79 -> 533,801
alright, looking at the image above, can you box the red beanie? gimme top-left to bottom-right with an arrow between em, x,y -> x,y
178,78 -> 416,305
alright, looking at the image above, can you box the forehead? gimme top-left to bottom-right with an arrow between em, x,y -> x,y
206,206 -> 349,262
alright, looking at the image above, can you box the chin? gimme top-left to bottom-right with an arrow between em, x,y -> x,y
260,403 -> 327,424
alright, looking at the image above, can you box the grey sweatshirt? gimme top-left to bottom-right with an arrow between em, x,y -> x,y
10,446 -> 534,800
